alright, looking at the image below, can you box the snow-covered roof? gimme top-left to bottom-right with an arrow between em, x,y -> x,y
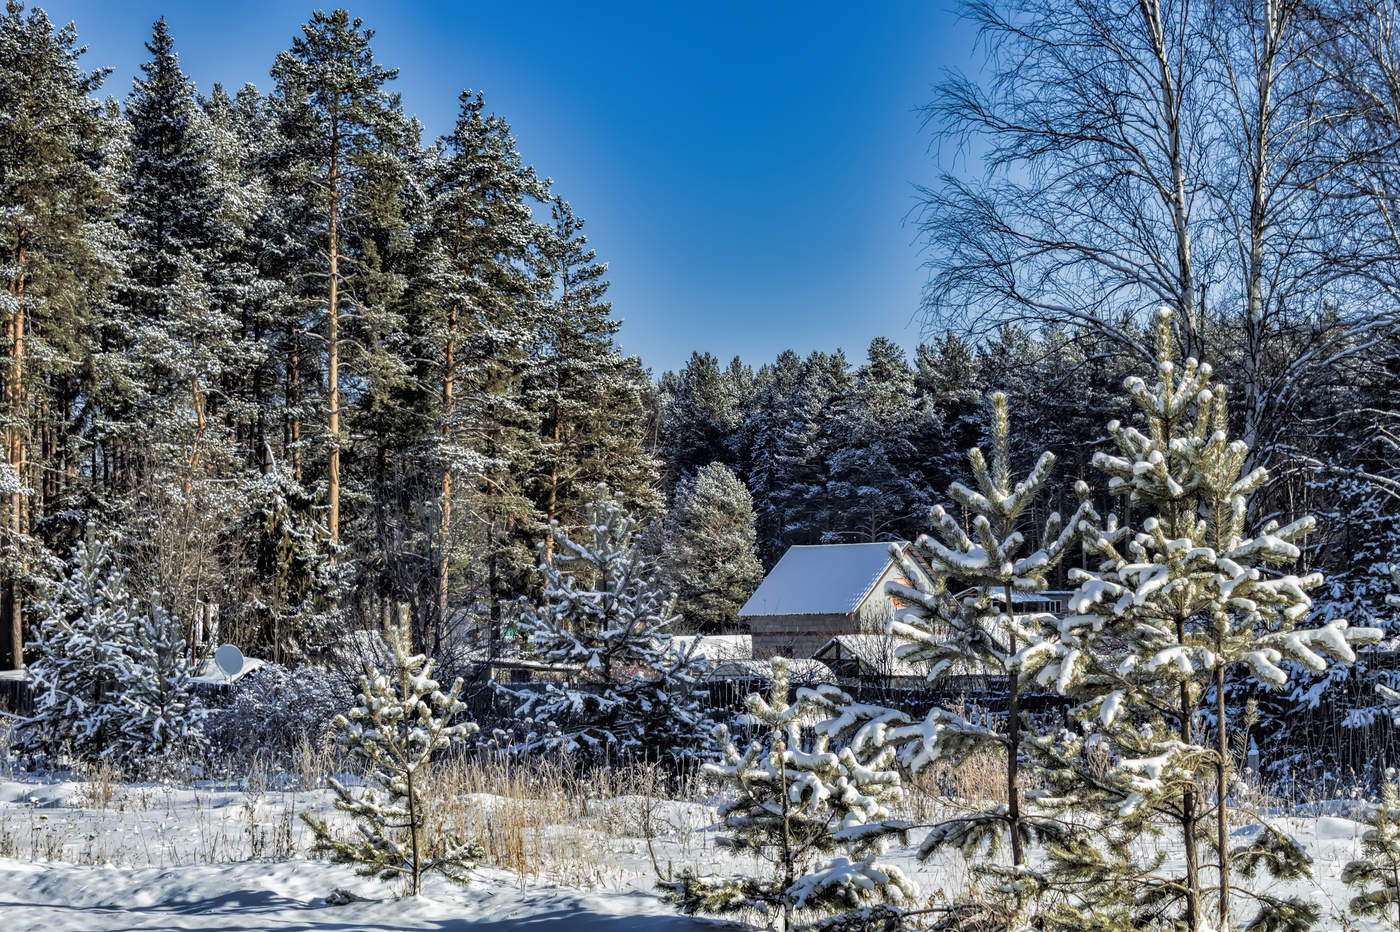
192,656 -> 266,684
813,635 -> 930,679
738,543 -> 904,617
671,635 -> 751,662
712,658 -> 834,682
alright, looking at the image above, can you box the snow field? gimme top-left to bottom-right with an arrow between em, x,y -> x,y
0,763 -> 1392,929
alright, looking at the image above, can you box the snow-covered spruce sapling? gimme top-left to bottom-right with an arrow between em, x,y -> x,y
880,388 -> 1093,913
1344,770 -> 1400,929
1020,307 -> 1382,932
119,597 -> 206,768
509,488 -> 712,765
20,538 -> 204,771
666,659 -> 917,931
302,612 -> 481,895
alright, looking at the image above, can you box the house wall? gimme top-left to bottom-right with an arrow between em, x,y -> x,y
749,562 -> 905,660
751,611 -> 851,662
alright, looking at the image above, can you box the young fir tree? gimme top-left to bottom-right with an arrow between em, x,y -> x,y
20,538 -> 203,769
1343,770 -> 1400,929
119,597 -> 205,766
510,488 -> 711,764
877,390 -> 1094,924
666,659 -> 917,931
302,611 -> 481,895
661,463 -> 763,634
1020,307 -> 1383,932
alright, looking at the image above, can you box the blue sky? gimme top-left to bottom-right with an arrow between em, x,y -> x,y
42,0 -> 973,374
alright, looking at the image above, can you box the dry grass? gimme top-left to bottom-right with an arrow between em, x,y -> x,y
414,753 -> 697,888
72,760 -> 119,811
895,701 -> 1043,825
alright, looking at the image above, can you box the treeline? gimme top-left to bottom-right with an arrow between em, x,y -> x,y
654,321 -> 1398,618
0,7 -> 658,668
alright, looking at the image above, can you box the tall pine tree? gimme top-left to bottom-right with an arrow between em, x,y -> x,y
270,9 -> 410,551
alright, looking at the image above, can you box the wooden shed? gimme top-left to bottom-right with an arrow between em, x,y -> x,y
741,542 -> 910,661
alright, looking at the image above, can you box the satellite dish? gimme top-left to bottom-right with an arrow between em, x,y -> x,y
213,643 -> 244,680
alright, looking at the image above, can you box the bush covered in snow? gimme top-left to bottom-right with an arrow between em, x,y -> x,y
204,662 -> 353,767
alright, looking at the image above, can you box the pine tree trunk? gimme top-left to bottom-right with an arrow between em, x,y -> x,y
776,733 -> 793,932
287,322 -> 301,481
544,405 -> 561,565
1216,657 -> 1230,925
5,244 -> 25,671
407,767 -> 421,895
1004,582 -> 1024,868
437,304 -> 456,652
1177,617 -> 1201,929
487,522 -> 500,659
326,140 -> 341,550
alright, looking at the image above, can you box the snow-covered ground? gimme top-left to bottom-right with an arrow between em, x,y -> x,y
1,859 -> 735,930
0,775 -> 745,931
0,773 -> 1385,930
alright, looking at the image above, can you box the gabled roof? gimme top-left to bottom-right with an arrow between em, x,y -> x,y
739,542 -> 904,617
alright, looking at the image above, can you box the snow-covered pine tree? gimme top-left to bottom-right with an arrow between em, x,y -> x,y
533,195 -> 660,549
661,463 -> 763,634
1020,307 -> 1383,931
666,659 -> 917,931
424,89 -> 549,640
270,9 -> 412,550
740,350 -> 807,566
301,610 -> 481,895
511,488 -> 712,764
914,332 -> 982,498
424,89 -> 545,646
876,389 -> 1093,924
822,337 -> 931,544
1343,770 -> 1400,929
232,451 -> 342,662
199,80 -> 280,468
20,538 -> 203,770
786,350 -> 855,548
659,351 -> 744,481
